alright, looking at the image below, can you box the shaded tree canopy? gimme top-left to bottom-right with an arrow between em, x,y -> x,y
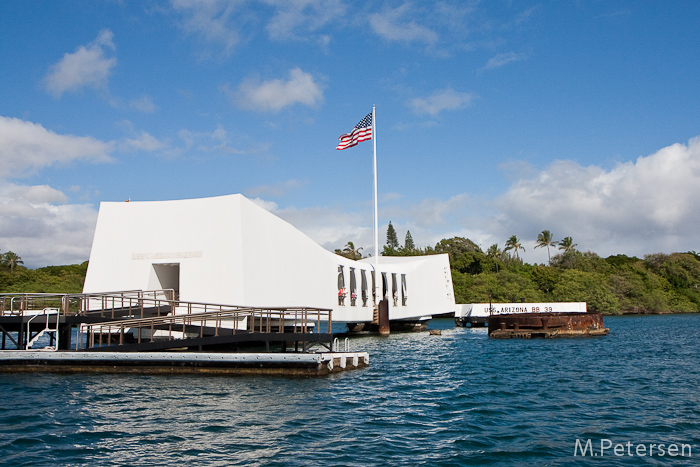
1,262 -> 88,293
386,222 -> 399,249
434,237 -> 481,262
404,231 -> 415,251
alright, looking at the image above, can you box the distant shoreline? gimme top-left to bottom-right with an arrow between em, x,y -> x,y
609,310 -> 700,316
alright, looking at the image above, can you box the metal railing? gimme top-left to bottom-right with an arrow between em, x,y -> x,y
1,293 -> 72,317
1,291 -> 332,351
79,304 -> 332,349
0,290 -> 175,319
79,289 -> 176,320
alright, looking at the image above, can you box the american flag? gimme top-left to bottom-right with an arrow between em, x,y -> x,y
336,112 -> 372,150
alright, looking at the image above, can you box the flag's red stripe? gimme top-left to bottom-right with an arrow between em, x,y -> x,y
336,128 -> 372,150
335,113 -> 373,150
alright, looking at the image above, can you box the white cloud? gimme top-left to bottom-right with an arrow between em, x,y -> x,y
409,88 -> 475,116
369,3 -> 438,45
228,68 -> 324,112
480,51 -> 528,72
0,116 -> 114,178
0,184 -> 98,268
43,29 -> 117,98
0,117 -> 114,267
170,0 -> 242,56
246,179 -> 305,197
122,131 -> 167,152
177,124 -> 244,154
2,182 -> 68,204
129,95 -> 157,113
170,0 -> 344,56
264,0 -> 345,41
267,203 -> 376,254
404,194 -> 472,229
3,183 -> 68,204
249,197 -> 280,213
494,136 -> 700,259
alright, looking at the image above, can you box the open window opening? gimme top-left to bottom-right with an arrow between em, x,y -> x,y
372,271 -> 376,305
401,274 -> 407,306
392,273 -> 398,306
361,270 -> 368,307
350,268 -> 357,306
338,265 -> 346,305
381,272 -> 388,301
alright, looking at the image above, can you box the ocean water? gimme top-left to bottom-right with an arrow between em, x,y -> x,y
1,314 -> 699,466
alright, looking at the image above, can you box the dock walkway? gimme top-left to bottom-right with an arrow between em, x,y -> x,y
0,291 -> 368,375
0,350 -> 369,376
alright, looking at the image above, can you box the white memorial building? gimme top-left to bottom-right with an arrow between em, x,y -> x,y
83,194 -> 456,329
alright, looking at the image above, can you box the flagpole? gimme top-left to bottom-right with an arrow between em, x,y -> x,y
372,104 -> 379,278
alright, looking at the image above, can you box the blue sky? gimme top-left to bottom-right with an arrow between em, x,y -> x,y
1,0 -> 700,268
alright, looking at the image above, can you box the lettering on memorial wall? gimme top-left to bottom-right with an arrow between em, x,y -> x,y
131,251 -> 203,260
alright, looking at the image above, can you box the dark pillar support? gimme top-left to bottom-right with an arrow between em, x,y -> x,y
59,324 -> 73,350
18,320 -> 24,350
378,299 -> 390,336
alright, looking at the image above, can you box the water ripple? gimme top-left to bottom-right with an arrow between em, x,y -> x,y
2,315 -> 700,465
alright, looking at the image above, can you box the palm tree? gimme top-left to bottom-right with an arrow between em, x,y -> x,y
558,236 -> 578,253
504,235 -> 525,260
342,242 -> 363,260
487,243 -> 502,272
2,251 -> 23,273
534,230 -> 557,265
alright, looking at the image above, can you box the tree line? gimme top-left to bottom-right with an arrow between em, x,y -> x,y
336,225 -> 700,315
5,228 -> 700,315
0,247 -> 87,294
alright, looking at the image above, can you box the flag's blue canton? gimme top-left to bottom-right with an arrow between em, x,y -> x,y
355,113 -> 372,130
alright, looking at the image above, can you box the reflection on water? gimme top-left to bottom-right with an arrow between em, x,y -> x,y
2,316 -> 700,466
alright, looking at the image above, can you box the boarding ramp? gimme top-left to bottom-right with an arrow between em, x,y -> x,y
1,291 -> 333,353
0,290 -> 174,319
79,304 -> 332,352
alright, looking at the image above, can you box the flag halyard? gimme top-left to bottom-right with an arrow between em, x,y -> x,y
336,112 -> 373,150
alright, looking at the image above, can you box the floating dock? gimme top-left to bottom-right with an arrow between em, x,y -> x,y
0,350 -> 369,376
0,291 -> 369,375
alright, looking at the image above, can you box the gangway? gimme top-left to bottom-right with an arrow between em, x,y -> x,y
79,305 -> 332,352
1,291 -> 333,353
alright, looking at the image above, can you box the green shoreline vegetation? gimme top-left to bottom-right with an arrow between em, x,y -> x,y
3,229 -> 700,315
0,252 -> 88,294
336,227 -> 700,315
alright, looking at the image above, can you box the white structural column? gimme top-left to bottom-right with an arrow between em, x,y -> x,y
372,105 -> 379,301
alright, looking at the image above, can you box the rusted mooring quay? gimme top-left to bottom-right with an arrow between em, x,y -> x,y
488,312 -> 609,339
0,291 -> 368,375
